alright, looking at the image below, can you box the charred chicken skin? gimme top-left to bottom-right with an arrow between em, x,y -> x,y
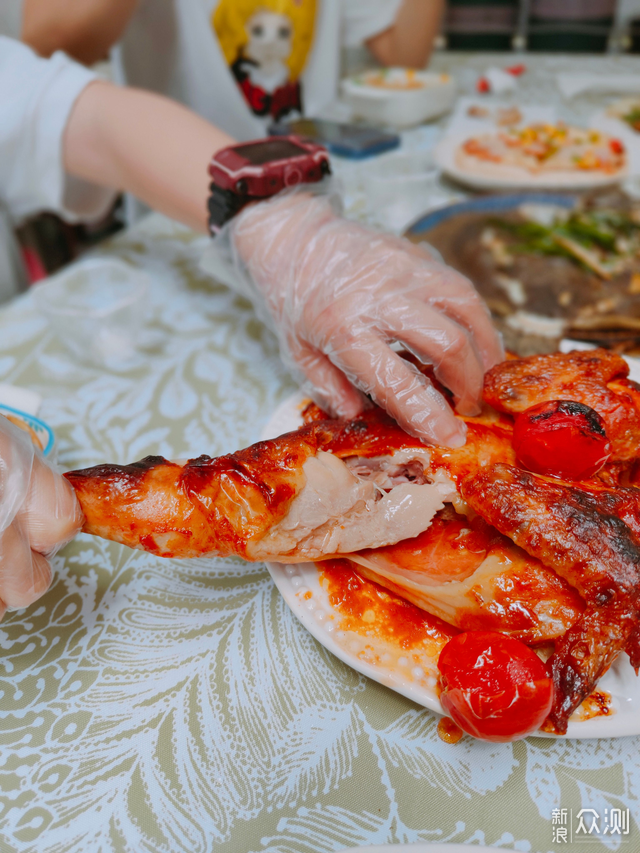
461,464 -> 640,732
470,348 -> 640,732
65,347 -> 640,735
65,418 -> 458,563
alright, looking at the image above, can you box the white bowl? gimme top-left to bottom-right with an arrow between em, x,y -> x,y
342,68 -> 456,129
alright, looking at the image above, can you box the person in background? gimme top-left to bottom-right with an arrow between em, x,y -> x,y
17,0 -> 445,139
0,34 -> 501,620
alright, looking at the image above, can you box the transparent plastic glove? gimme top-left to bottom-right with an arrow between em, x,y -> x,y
205,189 -> 503,447
0,416 -> 84,618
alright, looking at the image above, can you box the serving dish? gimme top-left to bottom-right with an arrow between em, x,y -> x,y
434,128 -> 627,192
262,392 -> 640,740
342,69 -> 455,129
405,191 -> 640,356
0,403 -> 54,456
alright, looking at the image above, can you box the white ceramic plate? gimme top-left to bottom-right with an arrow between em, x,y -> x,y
433,132 -> 627,192
262,393 -> 640,739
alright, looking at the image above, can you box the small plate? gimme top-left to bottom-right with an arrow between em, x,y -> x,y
0,403 -> 54,456
263,393 -> 640,739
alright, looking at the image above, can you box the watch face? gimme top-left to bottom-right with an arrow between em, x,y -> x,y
232,138 -> 308,164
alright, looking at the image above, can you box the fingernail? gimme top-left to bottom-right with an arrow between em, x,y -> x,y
444,432 -> 466,448
455,400 -> 481,418
335,400 -> 363,419
442,421 -> 467,448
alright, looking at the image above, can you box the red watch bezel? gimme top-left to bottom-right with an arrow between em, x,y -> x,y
209,135 -> 330,198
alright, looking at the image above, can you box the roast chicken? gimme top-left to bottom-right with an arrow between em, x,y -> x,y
65,348 -> 640,734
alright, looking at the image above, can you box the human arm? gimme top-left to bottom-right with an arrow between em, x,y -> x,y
4,37 -> 501,447
63,81 -> 234,233
22,0 -> 137,65
366,0 -> 445,68
0,417 -> 84,617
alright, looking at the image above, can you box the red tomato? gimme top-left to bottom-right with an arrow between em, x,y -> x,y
476,77 -> 490,93
513,399 -> 611,481
438,631 -> 553,742
610,138 -> 625,155
505,63 -> 526,76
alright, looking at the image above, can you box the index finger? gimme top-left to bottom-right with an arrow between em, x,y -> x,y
414,265 -> 504,371
329,328 -> 467,447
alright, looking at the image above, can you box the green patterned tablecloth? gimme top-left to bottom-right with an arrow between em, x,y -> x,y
0,214 -> 637,853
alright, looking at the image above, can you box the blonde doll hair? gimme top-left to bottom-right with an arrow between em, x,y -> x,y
213,0 -> 317,81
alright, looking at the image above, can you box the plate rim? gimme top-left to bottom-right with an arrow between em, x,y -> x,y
404,191 -> 577,238
0,403 -> 55,456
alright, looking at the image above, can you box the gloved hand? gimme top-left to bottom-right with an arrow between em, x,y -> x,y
207,190 -> 504,447
0,416 -> 84,618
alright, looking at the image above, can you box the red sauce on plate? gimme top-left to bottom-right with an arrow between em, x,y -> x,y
577,690 -> 613,720
437,717 -> 464,744
319,559 -> 456,653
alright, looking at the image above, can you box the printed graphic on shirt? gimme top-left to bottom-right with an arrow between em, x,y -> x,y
213,0 -> 317,121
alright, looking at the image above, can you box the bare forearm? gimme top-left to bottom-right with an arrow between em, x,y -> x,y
22,0 -> 137,64
367,0 -> 444,68
63,82 -> 235,233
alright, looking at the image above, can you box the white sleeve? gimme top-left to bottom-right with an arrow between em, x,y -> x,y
0,36 -> 115,223
341,0 -> 404,47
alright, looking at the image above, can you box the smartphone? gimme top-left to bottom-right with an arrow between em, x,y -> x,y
269,118 -> 400,159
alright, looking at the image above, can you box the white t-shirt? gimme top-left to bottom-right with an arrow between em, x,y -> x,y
118,0 -> 402,140
0,37 -> 114,301
0,36 -> 113,223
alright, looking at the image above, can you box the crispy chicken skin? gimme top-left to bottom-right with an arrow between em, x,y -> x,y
66,404 -> 515,564
461,464 -> 640,733
65,417 -> 458,562
484,348 -> 640,462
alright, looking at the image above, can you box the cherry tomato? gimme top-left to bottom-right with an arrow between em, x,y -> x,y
438,631 -> 553,742
476,77 -> 490,93
513,399 -> 611,481
505,63 -> 526,76
610,138 -> 625,156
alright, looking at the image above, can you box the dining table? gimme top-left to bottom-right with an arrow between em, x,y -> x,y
2,52 -> 640,853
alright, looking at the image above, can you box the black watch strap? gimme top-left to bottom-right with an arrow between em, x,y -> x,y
207,183 -> 249,236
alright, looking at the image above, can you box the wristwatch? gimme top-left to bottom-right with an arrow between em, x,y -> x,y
207,135 -> 331,235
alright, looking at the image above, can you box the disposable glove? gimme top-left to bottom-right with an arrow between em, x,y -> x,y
204,190 -> 504,447
0,416 -> 83,618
